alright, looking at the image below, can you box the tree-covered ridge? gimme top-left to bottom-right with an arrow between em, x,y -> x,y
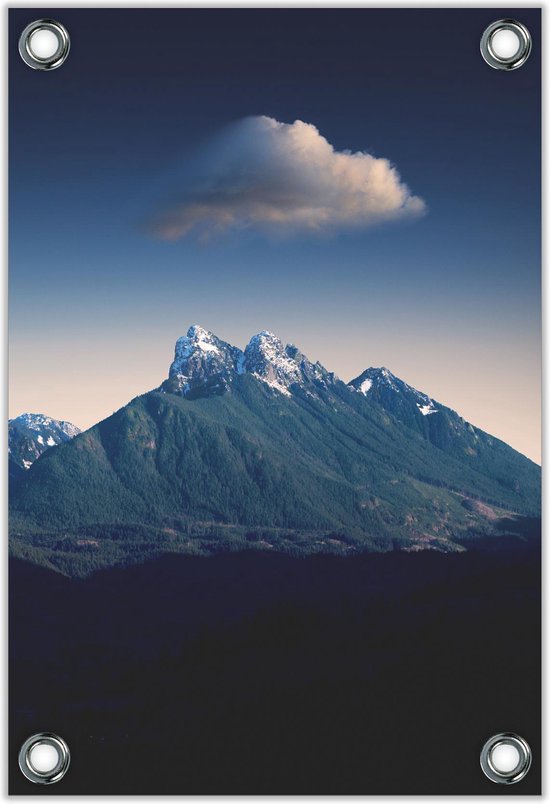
9,371 -> 540,576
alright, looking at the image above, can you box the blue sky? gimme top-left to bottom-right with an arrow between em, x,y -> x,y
9,9 -> 541,460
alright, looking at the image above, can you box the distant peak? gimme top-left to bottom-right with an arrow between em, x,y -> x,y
11,413 -> 81,435
13,412 -> 51,424
8,413 -> 81,470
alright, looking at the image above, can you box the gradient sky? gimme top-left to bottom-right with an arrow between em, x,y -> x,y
9,9 -> 541,461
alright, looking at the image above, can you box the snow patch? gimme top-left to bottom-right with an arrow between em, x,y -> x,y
360,379 -> 372,394
417,402 -> 438,416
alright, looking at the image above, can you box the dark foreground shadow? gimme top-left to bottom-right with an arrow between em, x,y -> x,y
10,545 -> 541,794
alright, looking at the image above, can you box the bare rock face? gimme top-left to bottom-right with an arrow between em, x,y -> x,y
162,325 -> 245,398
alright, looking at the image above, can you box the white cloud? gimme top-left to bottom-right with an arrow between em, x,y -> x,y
149,116 -> 426,240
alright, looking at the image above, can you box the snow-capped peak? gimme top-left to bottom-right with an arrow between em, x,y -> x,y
173,325 -> 222,363
162,325 -> 336,399
349,367 -> 440,416
11,413 -> 81,439
368,367 -> 401,389
351,367 -> 409,394
8,413 -> 81,471
244,332 -> 302,396
165,325 -> 244,397
244,332 -> 335,396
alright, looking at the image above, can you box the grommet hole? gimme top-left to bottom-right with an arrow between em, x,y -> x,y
490,28 -> 520,60
28,28 -> 60,61
19,733 -> 70,784
480,732 -> 532,784
480,19 -> 531,71
490,742 -> 520,774
28,742 -> 60,774
19,19 -> 70,71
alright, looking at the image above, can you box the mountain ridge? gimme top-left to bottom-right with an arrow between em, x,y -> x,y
9,326 -> 540,576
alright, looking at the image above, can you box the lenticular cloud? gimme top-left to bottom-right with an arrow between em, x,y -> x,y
149,116 -> 426,240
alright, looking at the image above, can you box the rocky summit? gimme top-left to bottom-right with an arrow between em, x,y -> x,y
162,325 -> 335,399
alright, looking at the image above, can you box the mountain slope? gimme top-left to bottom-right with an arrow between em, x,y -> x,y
9,414 -> 80,470
9,329 -> 540,575
349,367 -> 538,496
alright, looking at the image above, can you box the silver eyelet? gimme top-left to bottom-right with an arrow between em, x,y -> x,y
480,733 -> 532,784
480,19 -> 532,71
18,19 -> 70,71
18,733 -> 70,785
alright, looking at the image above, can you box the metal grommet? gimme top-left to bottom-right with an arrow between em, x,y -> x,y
18,733 -> 70,785
480,19 -> 531,71
480,732 -> 532,785
18,19 -> 70,71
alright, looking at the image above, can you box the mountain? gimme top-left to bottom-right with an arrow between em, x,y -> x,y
9,413 -> 80,471
9,328 -> 540,576
348,367 -> 533,485
161,325 -> 334,398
